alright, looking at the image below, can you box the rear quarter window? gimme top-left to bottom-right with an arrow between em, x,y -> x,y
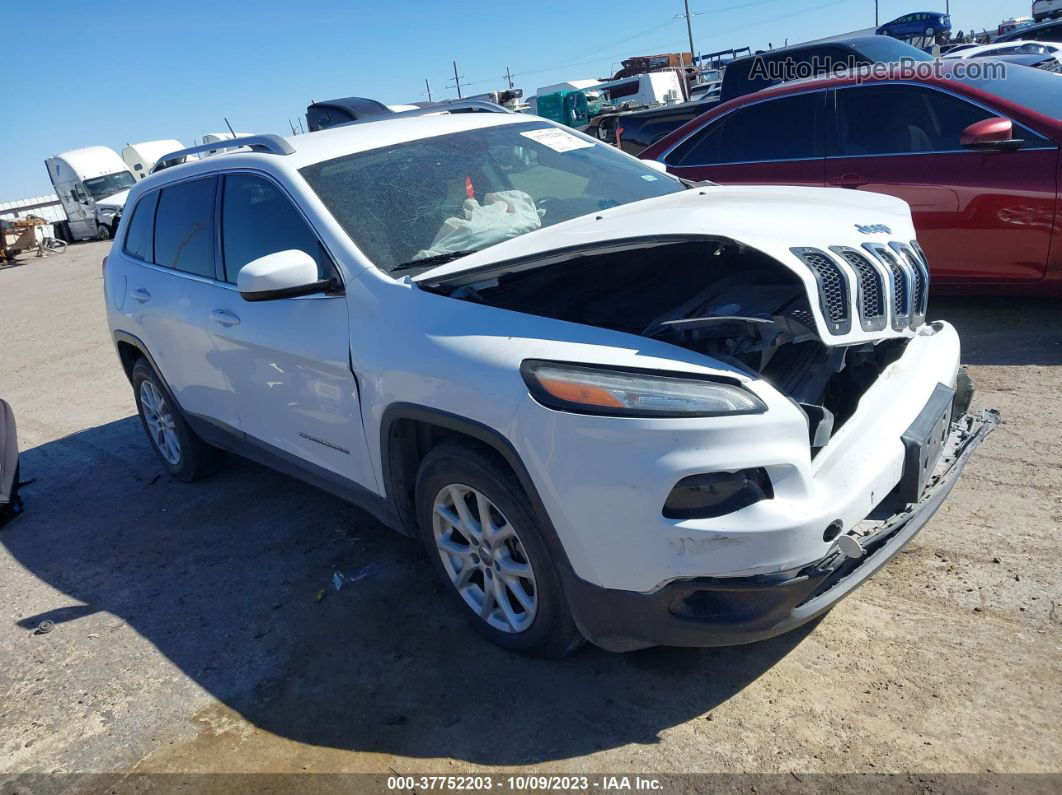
122,190 -> 159,262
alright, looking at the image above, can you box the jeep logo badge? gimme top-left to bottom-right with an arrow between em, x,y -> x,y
855,223 -> 892,235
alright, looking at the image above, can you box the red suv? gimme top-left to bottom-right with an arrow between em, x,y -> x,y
640,63 -> 1062,293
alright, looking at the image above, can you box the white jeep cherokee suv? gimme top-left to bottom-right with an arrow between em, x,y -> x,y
104,108 -> 997,656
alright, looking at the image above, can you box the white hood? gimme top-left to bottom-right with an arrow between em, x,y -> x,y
414,184 -> 921,347
95,189 -> 130,211
414,185 -> 913,283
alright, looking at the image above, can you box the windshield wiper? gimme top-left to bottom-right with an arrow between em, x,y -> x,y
390,250 -> 478,273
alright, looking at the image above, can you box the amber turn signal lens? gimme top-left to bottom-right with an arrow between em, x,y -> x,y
536,377 -> 625,409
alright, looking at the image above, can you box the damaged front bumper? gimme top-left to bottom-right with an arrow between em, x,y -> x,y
565,409 -> 1000,652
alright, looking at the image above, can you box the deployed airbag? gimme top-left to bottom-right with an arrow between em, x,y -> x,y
414,190 -> 541,261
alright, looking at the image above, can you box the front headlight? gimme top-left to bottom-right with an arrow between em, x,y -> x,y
520,360 -> 766,418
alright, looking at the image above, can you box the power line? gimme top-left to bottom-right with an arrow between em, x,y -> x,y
433,0 -> 854,96
691,0 -> 790,15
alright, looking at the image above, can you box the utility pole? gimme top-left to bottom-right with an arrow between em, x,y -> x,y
682,0 -> 696,65
875,0 -> 879,26
504,66 -> 514,90
424,78 -> 433,103
449,60 -> 469,99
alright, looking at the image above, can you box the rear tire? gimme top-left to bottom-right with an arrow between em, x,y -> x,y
415,440 -> 584,657
131,358 -> 223,481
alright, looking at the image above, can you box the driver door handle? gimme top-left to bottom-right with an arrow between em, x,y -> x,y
828,173 -> 869,189
209,309 -> 241,327
131,287 -> 151,303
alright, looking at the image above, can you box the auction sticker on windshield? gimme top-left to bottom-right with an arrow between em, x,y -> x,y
520,127 -> 595,152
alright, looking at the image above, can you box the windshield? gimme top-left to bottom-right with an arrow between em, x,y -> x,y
955,65 -> 1062,121
300,120 -> 685,273
83,171 -> 135,200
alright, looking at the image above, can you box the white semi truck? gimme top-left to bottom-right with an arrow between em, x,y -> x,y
45,147 -> 135,241
122,140 -> 186,180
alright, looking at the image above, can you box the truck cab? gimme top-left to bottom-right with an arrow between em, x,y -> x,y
122,140 -> 187,181
45,146 -> 135,241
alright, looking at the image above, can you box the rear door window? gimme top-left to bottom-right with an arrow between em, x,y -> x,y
122,190 -> 158,262
668,91 -> 822,166
219,173 -> 335,283
153,177 -> 217,277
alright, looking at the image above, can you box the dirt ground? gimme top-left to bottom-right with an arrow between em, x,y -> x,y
0,241 -> 1059,784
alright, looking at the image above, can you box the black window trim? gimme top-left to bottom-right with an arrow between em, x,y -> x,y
119,168 -> 344,296
121,188 -> 161,264
660,87 -> 829,167
215,167 -> 344,291
149,174 -> 220,280
825,80 -> 1058,161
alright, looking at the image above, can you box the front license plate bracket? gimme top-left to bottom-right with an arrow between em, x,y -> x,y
897,382 -> 956,503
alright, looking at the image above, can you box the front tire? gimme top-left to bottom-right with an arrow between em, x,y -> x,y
415,440 -> 584,657
131,358 -> 222,481
96,224 -> 111,241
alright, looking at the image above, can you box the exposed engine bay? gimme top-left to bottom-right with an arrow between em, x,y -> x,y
423,239 -> 910,448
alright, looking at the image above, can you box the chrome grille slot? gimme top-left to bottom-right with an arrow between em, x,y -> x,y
789,247 -> 852,335
862,243 -> 911,330
890,242 -> 929,328
909,240 -> 932,317
830,246 -> 887,332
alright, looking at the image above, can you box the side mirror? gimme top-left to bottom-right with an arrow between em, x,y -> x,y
642,159 -> 669,174
237,249 -> 332,302
961,117 -> 1023,151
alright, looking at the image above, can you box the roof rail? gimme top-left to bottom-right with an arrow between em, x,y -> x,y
329,99 -> 511,130
408,100 -> 512,115
151,134 -> 294,173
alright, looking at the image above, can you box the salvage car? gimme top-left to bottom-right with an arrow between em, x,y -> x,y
942,39 -> 1062,68
593,36 -> 933,155
639,63 -> 1062,293
994,16 -> 1062,42
876,11 -> 952,40
103,110 -> 997,656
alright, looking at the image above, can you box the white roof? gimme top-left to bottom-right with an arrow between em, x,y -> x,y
943,40 -> 1061,58
49,146 -> 128,177
282,111 -> 533,168
536,79 -> 601,95
134,112 -> 540,186
125,139 -> 185,161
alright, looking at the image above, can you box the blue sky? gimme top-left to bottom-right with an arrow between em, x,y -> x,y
3,0 -> 1032,197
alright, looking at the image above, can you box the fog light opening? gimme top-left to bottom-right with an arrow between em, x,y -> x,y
823,521 -> 843,542
663,468 -> 773,520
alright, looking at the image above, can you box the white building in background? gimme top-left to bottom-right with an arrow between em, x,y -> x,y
0,195 -> 65,223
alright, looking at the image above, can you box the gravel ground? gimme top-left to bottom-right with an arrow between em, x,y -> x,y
0,241 -> 1059,784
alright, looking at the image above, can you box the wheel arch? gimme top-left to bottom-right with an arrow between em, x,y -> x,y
112,331 -> 177,408
379,404 -> 573,575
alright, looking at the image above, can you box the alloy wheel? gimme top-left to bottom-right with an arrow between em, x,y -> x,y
139,379 -> 181,465
431,483 -> 538,633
